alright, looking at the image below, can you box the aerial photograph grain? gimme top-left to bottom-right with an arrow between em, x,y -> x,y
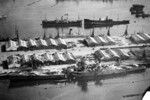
0,0 -> 150,100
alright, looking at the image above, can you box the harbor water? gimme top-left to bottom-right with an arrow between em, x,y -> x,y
0,0 -> 150,38
0,0 -> 150,100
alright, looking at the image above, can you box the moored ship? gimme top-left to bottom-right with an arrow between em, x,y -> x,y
84,17 -> 129,28
42,18 -> 82,28
66,64 -> 146,79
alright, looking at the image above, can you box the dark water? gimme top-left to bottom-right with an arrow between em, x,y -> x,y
0,0 -> 150,39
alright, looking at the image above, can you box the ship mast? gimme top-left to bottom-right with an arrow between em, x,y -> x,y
107,28 -> 110,36
15,25 -> 19,40
91,28 -> 95,37
43,28 -> 47,39
124,25 -> 128,37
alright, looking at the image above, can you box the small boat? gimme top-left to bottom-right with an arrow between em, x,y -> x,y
84,17 -> 129,28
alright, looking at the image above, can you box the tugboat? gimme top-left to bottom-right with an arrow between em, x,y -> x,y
84,16 -> 129,28
42,17 -> 82,28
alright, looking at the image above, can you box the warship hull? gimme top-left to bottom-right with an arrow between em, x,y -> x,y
71,66 -> 146,78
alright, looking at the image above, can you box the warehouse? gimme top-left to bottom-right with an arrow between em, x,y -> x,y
104,36 -> 116,45
94,49 -> 110,61
138,33 -> 150,42
56,38 -> 68,49
17,39 -> 28,51
5,40 -> 18,51
106,48 -> 120,59
131,33 -> 145,43
84,36 -> 98,47
28,39 -> 38,50
37,38 -> 48,49
94,36 -> 107,45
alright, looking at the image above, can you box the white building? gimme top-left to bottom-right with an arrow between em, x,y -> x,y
116,49 -> 130,58
94,49 -> 110,60
37,38 -> 48,47
106,48 -> 120,58
131,34 -> 145,43
46,38 -> 58,46
5,40 -> 18,51
94,36 -> 107,45
85,36 -> 98,46
104,36 -> 116,44
28,39 -> 37,47
138,33 -> 150,42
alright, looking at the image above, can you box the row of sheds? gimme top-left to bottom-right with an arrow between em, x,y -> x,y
84,35 -> 116,47
94,48 -> 130,61
130,32 -> 150,43
7,52 -> 76,69
5,38 -> 68,51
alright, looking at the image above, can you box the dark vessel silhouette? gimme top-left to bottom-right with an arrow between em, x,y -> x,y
84,17 -> 129,28
42,18 -> 82,28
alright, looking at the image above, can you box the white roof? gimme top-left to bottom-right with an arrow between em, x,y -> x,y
86,37 -> 97,44
47,38 -> 58,46
107,48 -> 120,58
118,49 -> 129,57
19,39 -> 28,47
139,33 -> 150,40
136,34 -> 145,41
105,36 -> 115,43
64,52 -> 75,60
29,39 -> 37,46
57,38 -> 67,46
54,52 -> 66,61
38,39 -> 48,46
96,50 -> 110,58
43,53 -> 54,61
22,54 -> 30,62
94,36 -> 107,43
6,40 -> 18,51
32,54 -> 42,61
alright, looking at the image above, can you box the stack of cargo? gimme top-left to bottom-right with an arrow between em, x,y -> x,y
4,38 -> 68,51
84,35 -> 116,47
6,52 -> 76,69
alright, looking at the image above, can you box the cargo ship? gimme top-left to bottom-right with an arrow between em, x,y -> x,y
42,19 -> 82,28
84,17 -> 129,28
